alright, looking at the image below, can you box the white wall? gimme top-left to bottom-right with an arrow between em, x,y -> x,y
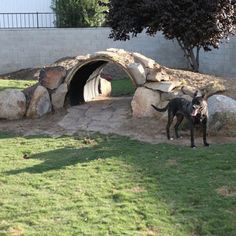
0,0 -> 52,12
0,28 -> 186,74
199,37 -> 236,77
0,28 -> 235,78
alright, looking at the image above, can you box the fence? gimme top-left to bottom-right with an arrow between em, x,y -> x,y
0,12 -> 56,28
0,11 -> 106,29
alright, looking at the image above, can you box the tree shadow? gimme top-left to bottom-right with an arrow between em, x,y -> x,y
6,144 -> 111,175
4,134 -> 236,235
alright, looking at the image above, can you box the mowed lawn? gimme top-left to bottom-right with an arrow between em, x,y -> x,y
0,79 -> 36,91
0,133 -> 235,236
0,77 -> 135,96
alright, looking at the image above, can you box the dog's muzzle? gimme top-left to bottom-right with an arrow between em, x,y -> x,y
191,105 -> 200,116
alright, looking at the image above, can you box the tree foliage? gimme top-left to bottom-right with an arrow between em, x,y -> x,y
101,0 -> 236,71
51,0 -> 107,27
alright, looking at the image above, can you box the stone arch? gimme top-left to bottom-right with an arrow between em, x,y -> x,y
65,58 -> 134,106
1,48 -> 225,121
64,48 -> 156,106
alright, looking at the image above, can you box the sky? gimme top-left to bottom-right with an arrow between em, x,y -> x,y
0,0 -> 52,13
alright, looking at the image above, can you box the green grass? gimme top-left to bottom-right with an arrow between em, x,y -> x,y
0,132 -> 235,235
0,79 -> 36,91
0,77 -> 135,97
111,78 -> 136,97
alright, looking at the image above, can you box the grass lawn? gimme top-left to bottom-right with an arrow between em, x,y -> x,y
111,78 -> 135,97
0,77 -> 135,97
0,133 -> 235,235
0,79 -> 36,91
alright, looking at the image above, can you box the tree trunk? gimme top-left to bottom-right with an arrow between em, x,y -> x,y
177,40 -> 200,72
189,47 -> 199,72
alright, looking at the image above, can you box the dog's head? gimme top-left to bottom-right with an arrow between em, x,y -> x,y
191,91 -> 207,117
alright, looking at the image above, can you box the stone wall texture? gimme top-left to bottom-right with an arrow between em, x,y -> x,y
0,27 -> 235,77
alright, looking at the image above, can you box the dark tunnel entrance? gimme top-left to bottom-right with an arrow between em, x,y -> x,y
67,59 -> 136,106
68,60 -> 107,106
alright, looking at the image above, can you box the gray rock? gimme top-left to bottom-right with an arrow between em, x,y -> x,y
160,89 -> 183,101
95,51 -> 117,57
132,52 -> 156,68
146,71 -> 170,82
146,67 -> 170,82
39,66 -> 66,90
26,85 -> 51,118
0,89 -> 26,120
208,95 -> 236,134
131,87 -> 161,117
144,80 -> 182,93
76,54 -> 91,61
51,83 -> 68,110
127,63 -> 146,85
106,48 -> 126,53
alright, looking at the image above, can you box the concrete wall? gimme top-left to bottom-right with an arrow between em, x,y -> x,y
199,37 -> 236,77
0,28 -> 186,74
0,27 -> 235,78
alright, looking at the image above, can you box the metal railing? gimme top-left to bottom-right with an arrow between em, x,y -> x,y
0,12 -> 56,29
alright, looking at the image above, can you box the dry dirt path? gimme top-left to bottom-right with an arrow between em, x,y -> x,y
0,96 -> 236,146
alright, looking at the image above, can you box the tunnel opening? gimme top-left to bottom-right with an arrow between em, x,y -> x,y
66,59 -> 136,106
68,60 -> 107,106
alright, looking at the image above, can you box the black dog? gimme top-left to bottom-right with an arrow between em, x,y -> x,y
152,91 -> 209,148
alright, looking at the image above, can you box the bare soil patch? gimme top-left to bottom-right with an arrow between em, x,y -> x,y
216,186 -> 236,197
0,96 -> 236,146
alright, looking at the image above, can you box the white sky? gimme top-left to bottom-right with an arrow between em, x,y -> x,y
0,0 -> 52,13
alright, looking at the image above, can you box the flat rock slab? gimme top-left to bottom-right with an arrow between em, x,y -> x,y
58,97 -> 132,134
145,80 -> 182,92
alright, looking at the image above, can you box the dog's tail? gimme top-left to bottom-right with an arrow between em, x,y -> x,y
151,104 -> 168,112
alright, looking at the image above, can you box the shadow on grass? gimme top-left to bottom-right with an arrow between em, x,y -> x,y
6,147 -> 92,174
4,134 -> 236,235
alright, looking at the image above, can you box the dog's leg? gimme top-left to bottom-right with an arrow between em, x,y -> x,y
189,122 -> 196,148
174,114 -> 184,139
166,112 -> 174,140
202,119 -> 209,146
166,121 -> 172,140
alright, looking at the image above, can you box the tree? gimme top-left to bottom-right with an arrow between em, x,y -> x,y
101,0 -> 236,72
51,0 -> 107,27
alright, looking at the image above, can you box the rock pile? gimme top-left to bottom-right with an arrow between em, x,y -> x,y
0,48 -> 235,136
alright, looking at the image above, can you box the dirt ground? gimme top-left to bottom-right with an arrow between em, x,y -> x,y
0,96 -> 236,147
0,68 -> 236,147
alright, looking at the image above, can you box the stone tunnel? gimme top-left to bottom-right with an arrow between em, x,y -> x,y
2,48 -> 223,120
65,58 -> 134,106
0,48 -> 184,119
64,48 -> 153,106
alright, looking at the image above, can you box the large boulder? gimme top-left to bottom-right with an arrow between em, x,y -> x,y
0,89 -> 26,120
51,83 -> 68,110
208,95 -> 236,135
26,85 -> 51,118
127,63 -> 146,85
23,82 -> 39,107
39,66 -> 66,90
131,87 -> 161,117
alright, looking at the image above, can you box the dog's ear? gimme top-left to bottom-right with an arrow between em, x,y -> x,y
193,91 -> 198,97
201,92 -> 206,99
